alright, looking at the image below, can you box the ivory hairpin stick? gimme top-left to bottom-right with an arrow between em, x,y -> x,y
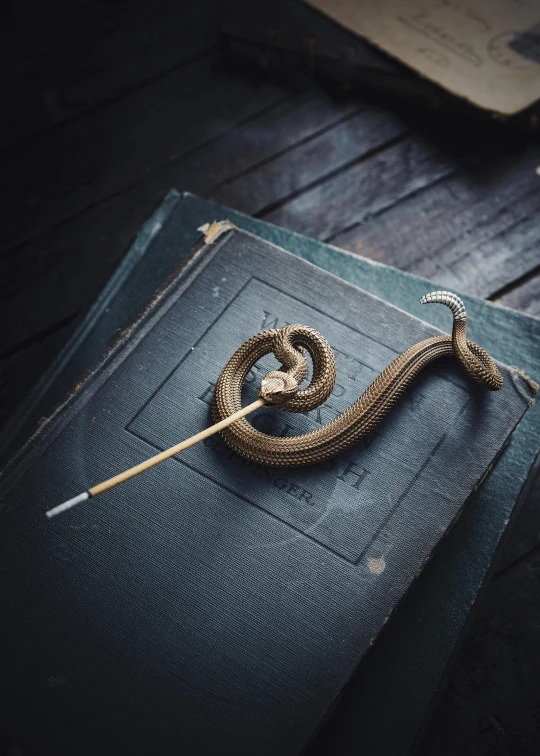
47,291 -> 502,518
46,398 -> 266,518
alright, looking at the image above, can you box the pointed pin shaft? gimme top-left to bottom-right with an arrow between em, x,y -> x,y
46,398 -> 266,518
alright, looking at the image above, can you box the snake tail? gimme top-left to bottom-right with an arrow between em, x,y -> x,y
420,291 -> 502,393
212,291 -> 503,467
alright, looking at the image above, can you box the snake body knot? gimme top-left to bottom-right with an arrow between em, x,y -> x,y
212,291 -> 503,468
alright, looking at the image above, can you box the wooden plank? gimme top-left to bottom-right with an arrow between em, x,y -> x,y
496,274 -> 540,318
0,321 -> 77,430
261,135 -> 454,240
0,97 -> 402,355
211,106 -> 408,216
1,52 -> 288,253
0,96 -> 404,412
417,551 -> 540,755
496,460 -> 540,573
0,0 -> 223,147
330,143 -> 540,299
180,91 -> 360,203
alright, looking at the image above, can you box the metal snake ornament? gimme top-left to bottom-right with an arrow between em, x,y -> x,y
47,290 -> 504,518
212,291 -> 503,468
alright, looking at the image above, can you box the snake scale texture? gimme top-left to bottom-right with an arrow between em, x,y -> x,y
212,291 -> 503,467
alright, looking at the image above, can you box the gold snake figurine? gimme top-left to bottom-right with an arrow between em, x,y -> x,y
212,291 -> 503,468
47,290 -> 505,518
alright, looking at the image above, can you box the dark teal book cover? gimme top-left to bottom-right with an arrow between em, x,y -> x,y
1,192 -> 539,755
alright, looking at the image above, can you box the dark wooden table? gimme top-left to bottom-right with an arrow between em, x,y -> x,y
1,2 -> 539,753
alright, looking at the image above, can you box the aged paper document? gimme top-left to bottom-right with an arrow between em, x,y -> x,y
305,0 -> 540,114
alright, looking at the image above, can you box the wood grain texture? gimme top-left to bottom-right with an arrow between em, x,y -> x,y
331,143 -> 540,299
262,135 -> 453,240
1,54 -> 287,252
211,106 -> 408,215
0,94 -> 400,357
0,0 -> 224,147
495,460 -> 540,573
0,320 -> 77,429
417,551 -> 540,755
497,274 -> 540,318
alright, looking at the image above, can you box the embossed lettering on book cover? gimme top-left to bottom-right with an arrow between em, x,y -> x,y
305,0 -> 540,114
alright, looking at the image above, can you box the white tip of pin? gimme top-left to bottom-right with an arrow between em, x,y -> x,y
46,491 -> 90,518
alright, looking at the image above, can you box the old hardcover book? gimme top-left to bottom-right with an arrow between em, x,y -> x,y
0,221 -> 536,755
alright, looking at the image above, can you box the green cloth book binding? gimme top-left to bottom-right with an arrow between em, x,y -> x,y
1,192 -> 539,755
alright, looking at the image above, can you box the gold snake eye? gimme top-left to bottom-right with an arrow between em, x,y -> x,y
259,371 -> 299,404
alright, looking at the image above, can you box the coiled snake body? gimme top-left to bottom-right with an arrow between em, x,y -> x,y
212,291 -> 503,468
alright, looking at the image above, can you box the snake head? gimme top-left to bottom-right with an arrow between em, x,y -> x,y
259,370 -> 299,405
